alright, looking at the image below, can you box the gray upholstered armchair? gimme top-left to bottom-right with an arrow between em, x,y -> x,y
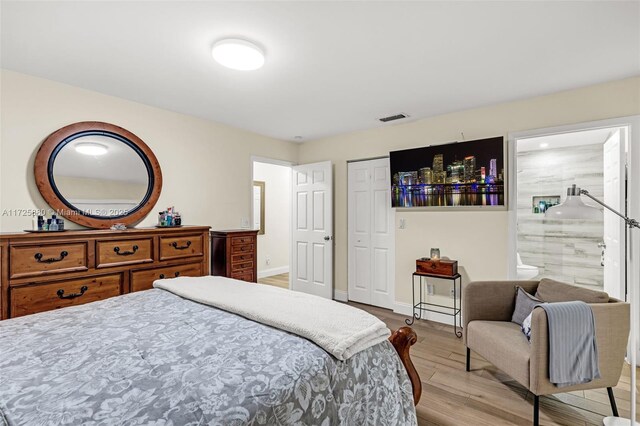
463,280 -> 630,426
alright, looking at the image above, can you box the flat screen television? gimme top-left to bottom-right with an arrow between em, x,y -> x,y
390,136 -> 505,208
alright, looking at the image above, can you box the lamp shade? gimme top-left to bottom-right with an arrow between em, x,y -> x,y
544,196 -> 602,219
544,185 -> 601,220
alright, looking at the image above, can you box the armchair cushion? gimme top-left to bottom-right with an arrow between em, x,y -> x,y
467,320 -> 531,388
534,278 -> 609,304
511,286 -> 543,325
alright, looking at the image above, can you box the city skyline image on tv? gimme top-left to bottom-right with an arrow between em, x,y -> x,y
390,136 -> 505,208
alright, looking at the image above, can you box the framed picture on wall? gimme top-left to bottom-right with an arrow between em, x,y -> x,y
390,136 -> 506,209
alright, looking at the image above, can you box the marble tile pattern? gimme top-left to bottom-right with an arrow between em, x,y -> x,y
517,144 -> 604,289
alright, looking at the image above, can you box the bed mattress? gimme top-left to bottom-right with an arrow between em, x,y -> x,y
0,289 -> 417,425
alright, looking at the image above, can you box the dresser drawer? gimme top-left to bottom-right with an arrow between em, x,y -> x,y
159,234 -> 204,261
10,274 -> 123,318
230,243 -> 254,254
231,270 -> 255,283
231,253 -> 254,263
10,242 -> 88,279
231,260 -> 254,272
96,238 -> 153,268
131,262 -> 202,292
231,235 -> 255,246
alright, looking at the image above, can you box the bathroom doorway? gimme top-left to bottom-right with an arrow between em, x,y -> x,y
512,125 -> 628,299
251,158 -> 293,288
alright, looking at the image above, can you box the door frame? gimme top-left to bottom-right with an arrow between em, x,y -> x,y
507,116 -> 640,282
250,156 -> 296,288
346,156 -> 396,308
507,115 -> 640,366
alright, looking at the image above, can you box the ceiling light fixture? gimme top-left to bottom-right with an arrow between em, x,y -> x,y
211,38 -> 265,71
540,142 -> 549,148
75,142 -> 108,156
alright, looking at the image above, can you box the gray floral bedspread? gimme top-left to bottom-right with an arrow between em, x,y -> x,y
0,289 -> 417,425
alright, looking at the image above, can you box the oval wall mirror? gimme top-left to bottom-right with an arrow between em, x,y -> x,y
34,122 -> 162,229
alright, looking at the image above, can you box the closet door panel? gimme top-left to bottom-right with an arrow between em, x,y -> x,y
348,158 -> 394,308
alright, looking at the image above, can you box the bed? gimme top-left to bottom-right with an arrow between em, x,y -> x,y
0,277 -> 420,425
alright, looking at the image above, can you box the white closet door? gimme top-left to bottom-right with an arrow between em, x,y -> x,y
348,158 -> 395,309
348,161 -> 372,304
370,159 -> 394,309
291,161 -> 333,299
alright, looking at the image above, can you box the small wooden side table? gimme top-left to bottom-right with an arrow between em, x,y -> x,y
210,229 -> 258,283
405,271 -> 462,338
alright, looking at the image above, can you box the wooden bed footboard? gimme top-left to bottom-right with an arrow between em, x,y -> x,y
389,326 -> 421,405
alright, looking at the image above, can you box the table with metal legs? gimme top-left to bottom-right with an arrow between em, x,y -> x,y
405,272 -> 462,338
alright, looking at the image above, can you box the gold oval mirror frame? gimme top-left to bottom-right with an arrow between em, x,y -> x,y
34,121 -> 163,229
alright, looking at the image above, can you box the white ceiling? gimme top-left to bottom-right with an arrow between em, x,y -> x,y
2,1 -> 639,142
517,127 -> 616,152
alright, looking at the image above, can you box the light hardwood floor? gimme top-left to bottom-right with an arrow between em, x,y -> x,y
258,273 -> 289,289
257,276 -> 639,425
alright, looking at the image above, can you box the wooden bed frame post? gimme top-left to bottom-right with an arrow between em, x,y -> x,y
389,326 -> 422,405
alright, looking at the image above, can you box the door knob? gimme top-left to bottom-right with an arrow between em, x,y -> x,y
324,236 -> 333,241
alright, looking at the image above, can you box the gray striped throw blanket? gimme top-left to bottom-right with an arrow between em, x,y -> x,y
537,301 -> 600,387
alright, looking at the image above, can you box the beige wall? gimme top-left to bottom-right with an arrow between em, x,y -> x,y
253,161 -> 291,277
0,70 -> 299,232
298,76 -> 640,311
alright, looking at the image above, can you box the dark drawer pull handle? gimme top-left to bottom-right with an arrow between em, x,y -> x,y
114,245 -> 139,256
159,272 -> 181,279
160,272 -> 180,280
34,251 -> 68,263
57,285 -> 88,300
171,241 -> 191,250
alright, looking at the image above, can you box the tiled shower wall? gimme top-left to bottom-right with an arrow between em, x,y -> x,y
517,143 -> 604,289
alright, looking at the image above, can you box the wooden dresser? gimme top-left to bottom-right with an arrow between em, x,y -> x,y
0,226 -> 210,319
210,229 -> 258,283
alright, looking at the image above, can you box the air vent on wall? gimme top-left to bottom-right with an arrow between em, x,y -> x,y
379,113 -> 408,123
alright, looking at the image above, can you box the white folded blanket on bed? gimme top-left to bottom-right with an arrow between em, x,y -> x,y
153,276 -> 390,360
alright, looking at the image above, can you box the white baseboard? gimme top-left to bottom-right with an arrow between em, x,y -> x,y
394,301 -> 460,327
257,266 -> 289,279
333,290 -> 348,302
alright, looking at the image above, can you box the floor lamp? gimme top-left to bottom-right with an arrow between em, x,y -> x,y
545,184 -> 639,426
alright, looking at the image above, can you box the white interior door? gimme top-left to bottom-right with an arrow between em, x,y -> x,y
291,161 -> 333,299
348,158 -> 395,309
603,129 -> 626,300
348,161 -> 372,304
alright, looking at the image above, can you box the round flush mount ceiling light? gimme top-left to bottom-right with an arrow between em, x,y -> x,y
75,142 -> 108,156
211,38 -> 265,71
